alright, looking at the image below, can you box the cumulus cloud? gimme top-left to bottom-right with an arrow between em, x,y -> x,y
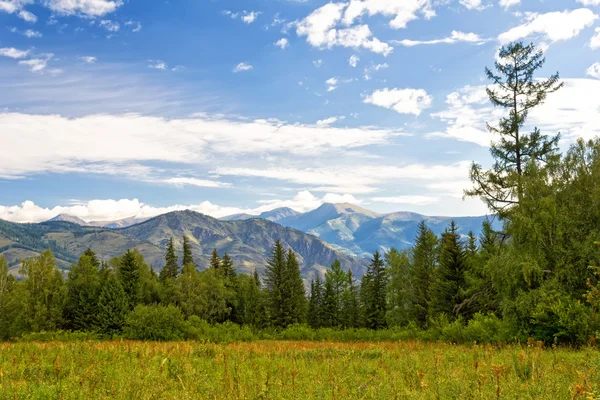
590,27 -> 600,49
342,0 -> 435,29
275,38 -> 289,49
0,0 -> 32,14
148,60 -> 167,70
394,31 -> 488,46
0,112 -> 399,180
498,8 -> 598,44
460,0 -> 484,11
296,3 -> 394,55
242,11 -> 260,24
17,9 -> 36,22
0,47 -> 29,58
125,20 -> 142,32
499,0 -> 520,9
431,79 -> 600,146
79,56 -> 97,64
233,62 -> 253,72
578,0 -> 600,5
349,54 -> 359,67
100,20 -> 120,32
586,62 -> 600,79
364,88 -> 433,116
42,0 -> 123,17
0,191 -> 362,223
18,53 -> 54,72
313,59 -> 323,68
325,77 -> 338,91
316,116 -> 345,126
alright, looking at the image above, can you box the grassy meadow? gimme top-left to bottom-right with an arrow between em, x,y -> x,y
0,340 -> 598,399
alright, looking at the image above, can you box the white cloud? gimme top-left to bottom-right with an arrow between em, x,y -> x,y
326,77 -> 338,91
0,0 -> 32,14
233,62 -> 253,72
499,0 -> 520,9
578,0 -> 600,5
296,3 -> 393,55
364,88 -> 433,116
222,10 -> 238,19
0,190 -> 365,223
349,54 -> 360,67
148,60 -> 167,70
214,163 -> 470,195
275,38 -> 289,49
17,9 -> 36,22
242,11 -> 260,24
316,116 -> 345,126
42,0 -> 122,17
0,112 -> 398,179
372,195 -> 439,205
431,79 -> 600,146
590,27 -> 600,49
460,0 -> 484,10
23,29 -> 42,38
586,62 -> 600,79
313,59 -> 323,68
18,53 -> 54,72
0,47 -> 29,58
100,20 -> 119,32
342,0 -> 435,29
498,8 -> 598,44
79,56 -> 97,64
394,31 -> 488,46
163,177 -> 231,188
125,20 -> 142,32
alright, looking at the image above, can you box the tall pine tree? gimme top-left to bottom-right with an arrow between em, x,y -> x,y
410,221 -> 438,327
182,235 -> 195,268
360,251 -> 388,329
64,251 -> 101,331
160,237 -> 179,281
210,248 -> 221,270
96,272 -> 129,336
308,276 -> 324,328
117,249 -> 141,309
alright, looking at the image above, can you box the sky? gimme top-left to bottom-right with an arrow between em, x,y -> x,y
0,0 -> 599,223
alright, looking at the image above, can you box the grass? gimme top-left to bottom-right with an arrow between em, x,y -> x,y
0,340 -> 598,399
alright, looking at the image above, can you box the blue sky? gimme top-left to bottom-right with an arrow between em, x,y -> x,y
1,0 -> 599,223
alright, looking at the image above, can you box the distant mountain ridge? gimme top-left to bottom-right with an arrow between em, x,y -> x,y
222,203 -> 498,257
49,214 -> 149,228
2,210 -> 364,280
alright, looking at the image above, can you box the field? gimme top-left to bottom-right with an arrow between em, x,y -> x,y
0,341 -> 598,399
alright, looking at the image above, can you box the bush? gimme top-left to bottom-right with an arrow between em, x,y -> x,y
183,317 -> 257,343
18,330 -> 99,342
124,304 -> 186,341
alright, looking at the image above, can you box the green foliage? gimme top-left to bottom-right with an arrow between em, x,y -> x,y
124,304 -> 186,341
64,251 -> 101,331
386,249 -> 413,327
96,272 -> 129,336
182,235 -> 195,267
410,221 -> 438,327
308,276 -> 324,328
159,237 -> 179,281
360,251 -> 388,329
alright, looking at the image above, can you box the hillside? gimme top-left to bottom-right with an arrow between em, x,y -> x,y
0,211 -> 365,279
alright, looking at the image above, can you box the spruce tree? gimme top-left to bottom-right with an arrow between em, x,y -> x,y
410,221 -> 438,327
182,235 -> 195,268
96,272 -> 129,336
221,253 -> 237,282
284,249 -> 307,325
308,276 -> 324,328
117,249 -> 141,309
360,251 -> 388,329
253,268 -> 262,288
322,260 -> 346,328
429,221 -> 469,320
264,240 -> 286,327
340,270 -> 360,329
64,252 -> 101,331
466,41 -> 563,217
210,248 -> 221,270
160,237 -> 179,281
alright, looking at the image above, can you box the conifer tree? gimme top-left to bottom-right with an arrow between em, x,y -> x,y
322,260 -> 346,328
410,221 -> 438,327
253,268 -> 261,288
210,248 -> 221,270
466,41 -> 563,216
284,249 -> 307,325
182,235 -> 195,268
308,276 -> 324,328
0,255 -> 16,338
429,221 -> 469,320
264,240 -> 287,327
117,249 -> 141,309
177,263 -> 203,318
360,251 -> 388,329
96,272 -> 129,335
64,252 -> 101,331
386,248 -> 414,327
340,270 -> 360,329
160,237 -> 179,281
221,253 -> 237,282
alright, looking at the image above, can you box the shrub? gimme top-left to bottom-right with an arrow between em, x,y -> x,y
124,304 -> 186,341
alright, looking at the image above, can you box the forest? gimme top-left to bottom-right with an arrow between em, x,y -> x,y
1,41 -> 600,346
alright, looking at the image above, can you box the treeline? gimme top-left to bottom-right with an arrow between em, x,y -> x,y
2,41 -> 600,345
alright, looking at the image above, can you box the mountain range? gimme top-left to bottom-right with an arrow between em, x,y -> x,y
221,203 -> 497,257
0,210 -> 364,280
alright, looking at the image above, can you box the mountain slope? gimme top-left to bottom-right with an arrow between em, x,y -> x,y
49,214 -> 91,226
0,211 -> 365,279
